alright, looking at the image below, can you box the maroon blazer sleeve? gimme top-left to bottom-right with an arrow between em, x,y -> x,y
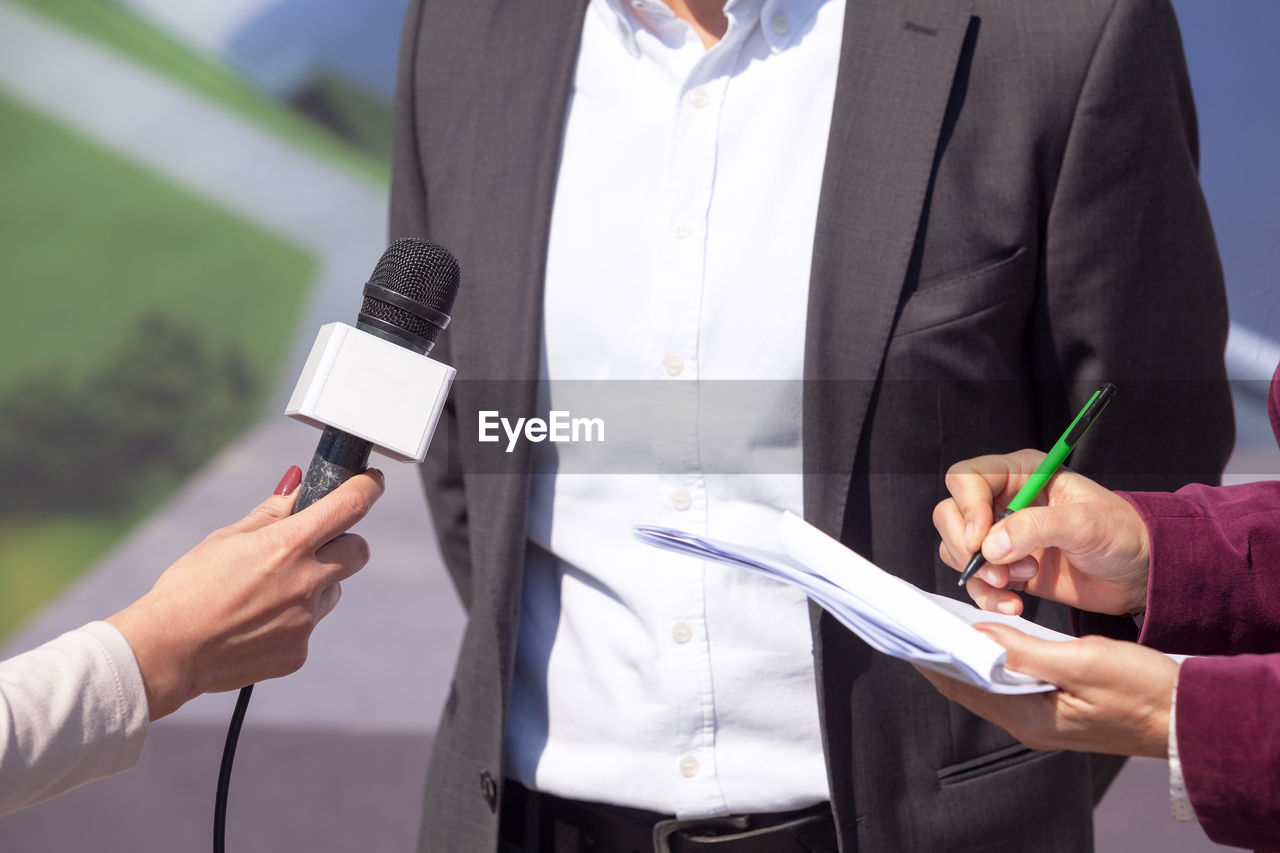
1174,654 -> 1280,849
1112,365 -> 1280,847
1123,480 -> 1280,655
1122,364 -> 1280,655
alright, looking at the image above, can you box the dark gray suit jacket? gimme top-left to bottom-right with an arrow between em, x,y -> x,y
390,0 -> 1234,849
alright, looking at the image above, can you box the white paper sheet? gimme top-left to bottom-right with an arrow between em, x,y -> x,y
634,511 -> 1076,694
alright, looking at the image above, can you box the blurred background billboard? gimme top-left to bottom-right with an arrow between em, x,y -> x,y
0,0 -> 1276,850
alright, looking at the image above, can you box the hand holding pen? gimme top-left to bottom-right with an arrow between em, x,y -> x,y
932,385 -> 1152,616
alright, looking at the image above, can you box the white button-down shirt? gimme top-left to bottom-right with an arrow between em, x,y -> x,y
504,0 -> 844,818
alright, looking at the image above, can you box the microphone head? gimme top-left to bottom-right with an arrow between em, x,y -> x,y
356,238 -> 461,354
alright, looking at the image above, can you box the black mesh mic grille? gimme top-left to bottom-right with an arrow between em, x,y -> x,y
357,238 -> 460,352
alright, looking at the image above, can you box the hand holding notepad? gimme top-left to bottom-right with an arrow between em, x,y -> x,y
634,512 -> 1077,695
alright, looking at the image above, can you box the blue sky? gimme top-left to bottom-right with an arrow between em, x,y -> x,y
1172,0 -> 1280,335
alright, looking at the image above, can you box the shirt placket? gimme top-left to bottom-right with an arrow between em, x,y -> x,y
648,28 -> 749,817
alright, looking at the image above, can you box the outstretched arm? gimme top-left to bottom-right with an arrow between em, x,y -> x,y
106,467 -> 384,719
0,467 -> 383,816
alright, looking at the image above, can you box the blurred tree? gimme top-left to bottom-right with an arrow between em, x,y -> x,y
0,313 -> 256,515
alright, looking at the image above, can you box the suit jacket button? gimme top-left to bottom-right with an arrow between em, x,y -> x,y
479,770 -> 498,811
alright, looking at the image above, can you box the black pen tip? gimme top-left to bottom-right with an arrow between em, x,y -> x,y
959,552 -> 985,587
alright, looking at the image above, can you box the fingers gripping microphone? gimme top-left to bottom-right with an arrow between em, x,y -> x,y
291,238 -> 461,510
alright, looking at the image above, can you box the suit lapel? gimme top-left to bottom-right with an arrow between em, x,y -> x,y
445,0 -> 588,596
803,0 -> 974,537
452,0 -> 588,394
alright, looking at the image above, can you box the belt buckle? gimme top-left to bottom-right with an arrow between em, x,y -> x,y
652,815 -> 749,853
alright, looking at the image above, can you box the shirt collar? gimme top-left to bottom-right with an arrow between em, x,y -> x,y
594,0 -> 827,59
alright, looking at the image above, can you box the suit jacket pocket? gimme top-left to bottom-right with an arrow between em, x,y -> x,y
893,246 -> 1029,338
936,741 -> 1060,786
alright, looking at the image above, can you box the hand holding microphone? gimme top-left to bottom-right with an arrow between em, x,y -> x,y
106,465 -> 385,721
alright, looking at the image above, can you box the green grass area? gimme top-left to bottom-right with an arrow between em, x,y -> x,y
8,0 -> 390,184
0,91 -> 315,642
0,91 -> 314,395
0,517 -> 135,641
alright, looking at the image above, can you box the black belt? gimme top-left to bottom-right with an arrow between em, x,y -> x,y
499,779 -> 838,853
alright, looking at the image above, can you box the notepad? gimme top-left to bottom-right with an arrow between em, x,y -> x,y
634,512 -> 1077,695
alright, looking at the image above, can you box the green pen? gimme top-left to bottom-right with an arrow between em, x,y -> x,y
957,382 -> 1117,587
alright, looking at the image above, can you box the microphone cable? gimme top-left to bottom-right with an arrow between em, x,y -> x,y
213,685 -> 253,853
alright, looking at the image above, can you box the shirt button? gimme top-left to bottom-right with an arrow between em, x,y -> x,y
672,221 -> 693,239
679,755 -> 700,777
672,622 -> 693,643
688,87 -> 709,109
663,354 -> 684,376
671,489 -> 692,511
771,15 -> 790,35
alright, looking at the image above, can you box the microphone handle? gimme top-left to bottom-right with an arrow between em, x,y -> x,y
296,426 -> 373,512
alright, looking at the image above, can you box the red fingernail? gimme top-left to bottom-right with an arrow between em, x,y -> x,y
274,465 -> 303,496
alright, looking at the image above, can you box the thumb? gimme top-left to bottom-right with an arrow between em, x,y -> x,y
227,465 -> 303,533
981,501 -> 1106,565
974,622 -> 1082,687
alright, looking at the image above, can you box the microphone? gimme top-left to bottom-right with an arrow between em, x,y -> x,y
292,238 -> 461,510
215,239 -> 460,853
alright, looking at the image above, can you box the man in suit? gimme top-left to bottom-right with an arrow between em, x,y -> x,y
390,0 -> 1234,850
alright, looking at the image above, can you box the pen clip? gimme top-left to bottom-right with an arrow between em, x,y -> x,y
1064,382 -> 1117,446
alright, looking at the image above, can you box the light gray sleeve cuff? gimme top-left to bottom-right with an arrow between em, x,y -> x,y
81,620 -> 151,763
1168,675 -> 1197,823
